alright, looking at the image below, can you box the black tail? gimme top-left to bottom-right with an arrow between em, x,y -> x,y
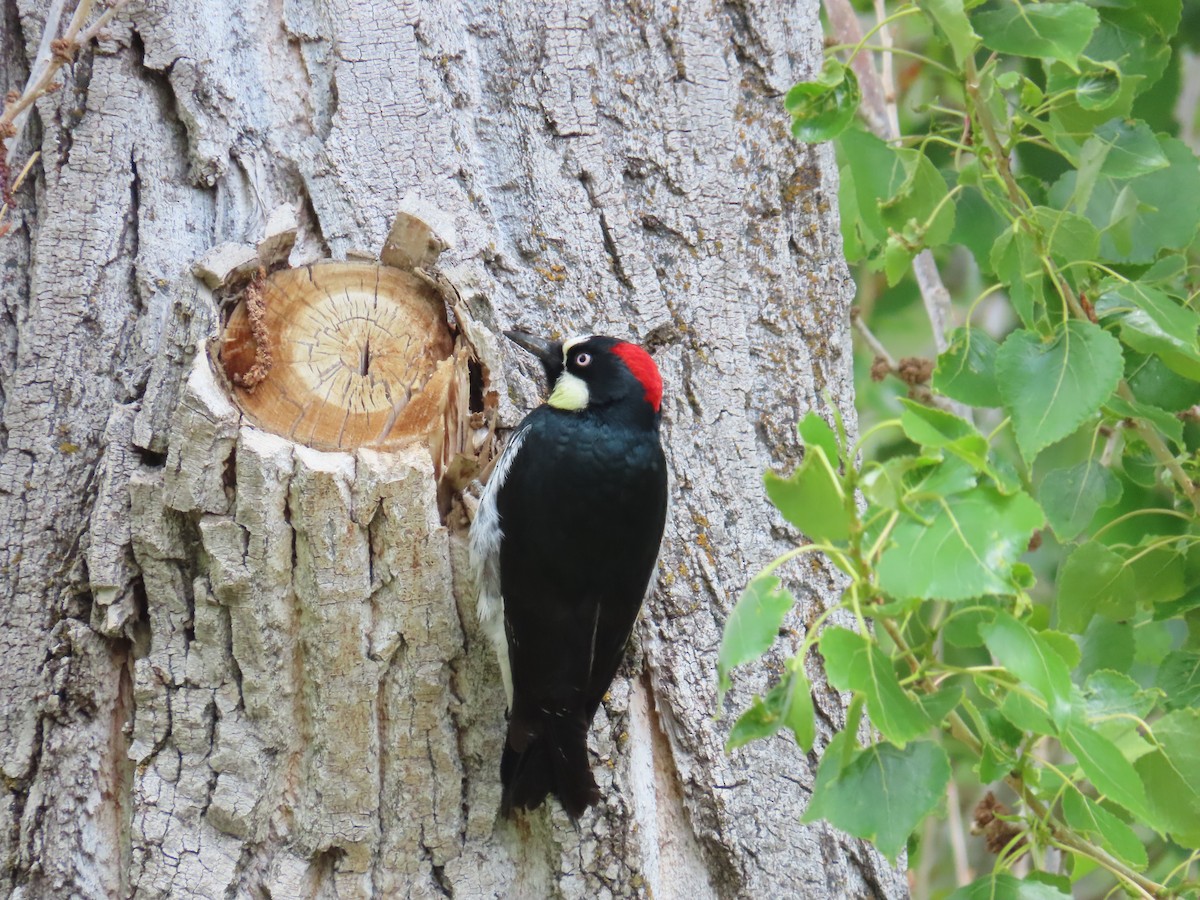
500,708 -> 598,820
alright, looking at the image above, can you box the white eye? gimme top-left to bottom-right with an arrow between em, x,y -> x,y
574,352 -> 592,367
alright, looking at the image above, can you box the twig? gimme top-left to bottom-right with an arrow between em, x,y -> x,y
0,151 -> 40,227
913,251 -> 954,354
2,0 -> 129,156
872,0 -> 901,138
821,0 -> 890,136
946,779 -> 973,885
851,307 -> 897,370
0,0 -> 129,231
6,0 -> 68,165
823,0 -> 959,356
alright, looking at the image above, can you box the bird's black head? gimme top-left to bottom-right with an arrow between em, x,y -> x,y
504,331 -> 663,419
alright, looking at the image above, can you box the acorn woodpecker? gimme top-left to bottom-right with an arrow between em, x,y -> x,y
469,331 -> 668,819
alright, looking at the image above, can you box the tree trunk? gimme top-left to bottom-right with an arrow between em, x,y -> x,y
0,0 -> 908,897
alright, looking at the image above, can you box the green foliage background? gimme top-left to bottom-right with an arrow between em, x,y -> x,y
720,1 -> 1200,897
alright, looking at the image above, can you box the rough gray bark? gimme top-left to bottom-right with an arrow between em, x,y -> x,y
0,0 -> 909,897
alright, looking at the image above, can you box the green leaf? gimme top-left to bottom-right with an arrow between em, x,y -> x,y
726,667 -> 815,752
837,128 -> 895,252
785,665 -> 816,751
1127,353 -> 1200,412
838,128 -> 955,272
819,627 -> 930,747
1095,283 -> 1200,381
898,399 -> 989,470
764,444 -> 851,543
1105,394 -> 1184,448
1079,618 -> 1134,677
919,0 -> 980,66
1085,0 -> 1179,96
944,606 -> 996,648
1152,708 -> 1200,783
1074,62 -> 1122,111
983,612 -> 1074,728
1135,618 -> 1175,666
1062,720 -> 1149,820
1030,206 -> 1099,263
1040,628 -> 1081,670
1061,790 -> 1148,869
1125,541 -> 1186,605
862,455 -> 977,515
801,739 -> 950,863
974,2 -> 1099,69
1082,670 -> 1156,740
912,456 -> 979,498
1056,541 -> 1137,634
877,152 -> 957,248
1156,649 -> 1200,710
1051,137 -> 1200,264
883,234 -> 913,286
1037,461 -> 1121,542
785,59 -> 860,142
1083,670 -> 1154,720
717,575 -> 794,696
919,684 -> 964,725
798,411 -> 842,468
727,695 -> 783,750
1154,588 -> 1200,621
995,322 -> 1124,464
838,163 -> 866,262
1085,119 -> 1169,180
951,185 -> 1007,275
991,227 -> 1045,327
999,690 -> 1055,735
878,486 -> 1044,602
947,872 -> 1071,900
933,328 -> 1003,407
1136,743 -> 1200,847
1138,709 -> 1200,847
1045,0 -> 1179,134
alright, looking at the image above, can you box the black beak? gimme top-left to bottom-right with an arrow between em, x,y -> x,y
504,330 -> 564,387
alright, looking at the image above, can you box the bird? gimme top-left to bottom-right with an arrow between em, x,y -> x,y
469,330 -> 668,820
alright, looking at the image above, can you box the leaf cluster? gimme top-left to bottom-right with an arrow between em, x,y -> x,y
723,1 -> 1200,897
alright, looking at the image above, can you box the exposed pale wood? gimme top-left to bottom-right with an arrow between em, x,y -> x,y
0,0 -> 908,897
220,262 -> 457,453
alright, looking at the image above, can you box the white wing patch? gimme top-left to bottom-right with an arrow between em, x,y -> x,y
468,425 -> 529,708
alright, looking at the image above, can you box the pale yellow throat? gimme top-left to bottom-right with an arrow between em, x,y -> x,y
548,371 -> 589,410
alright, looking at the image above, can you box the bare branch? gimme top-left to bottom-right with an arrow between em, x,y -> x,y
822,0 -> 959,356
822,0 -> 891,136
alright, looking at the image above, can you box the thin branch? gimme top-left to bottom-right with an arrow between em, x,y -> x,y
821,0 -> 890,136
945,778 -> 973,886
913,250 -> 954,354
3,1 -> 129,158
0,0 -> 129,234
872,0 -> 901,138
851,307 -> 898,370
6,0 -> 69,163
823,0 -> 959,356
